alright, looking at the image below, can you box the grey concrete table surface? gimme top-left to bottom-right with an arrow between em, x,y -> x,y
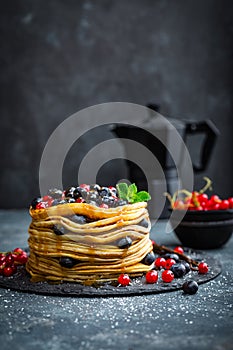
0,209 -> 232,350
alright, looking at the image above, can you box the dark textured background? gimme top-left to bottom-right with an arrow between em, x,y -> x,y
0,0 -> 233,209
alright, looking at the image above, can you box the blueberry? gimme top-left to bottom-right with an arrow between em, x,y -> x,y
169,253 -> 180,262
48,188 -> 63,199
98,187 -> 110,197
59,257 -> 76,268
163,253 -> 179,262
53,225 -> 66,235
139,218 -> 149,228
171,263 -> 186,278
182,280 -> 199,295
90,184 -> 101,191
86,192 -> 99,202
66,198 -> 75,203
64,187 -> 75,198
73,187 -> 82,199
117,236 -> 133,249
31,197 -> 42,209
52,199 -> 66,206
114,199 -> 128,207
182,261 -> 191,273
70,215 -> 87,224
102,196 -> 115,206
142,252 -> 156,265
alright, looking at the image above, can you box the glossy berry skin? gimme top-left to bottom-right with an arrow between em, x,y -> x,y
211,203 -> 220,210
139,218 -> 149,228
198,193 -> 208,204
99,203 -> 109,209
219,200 -> 229,210
59,257 -> 76,268
79,184 -> 90,191
169,253 -> 180,262
198,262 -> 209,274
171,263 -> 186,278
0,254 -> 5,264
182,261 -> 191,274
146,270 -> 158,284
31,197 -> 42,209
48,188 -> 63,199
53,225 -> 65,235
15,252 -> 28,264
164,258 -> 176,270
174,246 -> 184,254
4,254 -> 14,266
13,248 -> 24,255
118,273 -> 131,286
161,270 -> 174,283
209,195 -> 220,204
71,215 -> 87,224
154,257 -> 166,269
36,202 -> 47,209
142,252 -> 156,265
117,236 -> 132,249
3,266 -> 16,277
228,197 -> 233,209
182,280 -> 198,294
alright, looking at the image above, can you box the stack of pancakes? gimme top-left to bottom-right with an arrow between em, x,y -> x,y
26,202 -> 154,285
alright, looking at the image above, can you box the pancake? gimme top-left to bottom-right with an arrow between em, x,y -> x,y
26,184 -> 154,285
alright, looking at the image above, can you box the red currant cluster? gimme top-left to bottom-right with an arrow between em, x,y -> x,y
173,192 -> 233,211
0,248 -> 28,277
166,177 -> 233,211
118,245 -> 208,290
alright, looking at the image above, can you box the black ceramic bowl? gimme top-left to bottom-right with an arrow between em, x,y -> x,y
170,209 -> 233,249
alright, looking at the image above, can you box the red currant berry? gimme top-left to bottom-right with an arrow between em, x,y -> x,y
195,206 -> 204,211
36,202 -> 47,209
146,270 -> 158,284
75,198 -> 85,203
228,197 -> 233,209
154,257 -> 166,269
13,248 -> 24,255
174,246 -> 184,254
219,199 -> 229,210
0,254 -> 6,264
198,193 -> 208,204
99,203 -> 109,209
14,252 -> 28,264
209,195 -> 221,205
3,266 -> 15,277
164,258 -> 176,270
4,254 -> 14,266
118,273 -> 131,286
161,270 -> 174,283
212,203 -> 220,210
79,184 -> 90,191
198,262 -> 209,274
0,260 -> 6,274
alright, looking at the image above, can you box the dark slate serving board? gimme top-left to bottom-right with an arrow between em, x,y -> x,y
0,250 -> 221,297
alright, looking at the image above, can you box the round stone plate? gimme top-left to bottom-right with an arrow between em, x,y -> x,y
0,250 -> 221,297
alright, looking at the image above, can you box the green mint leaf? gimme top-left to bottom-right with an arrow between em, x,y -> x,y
116,183 -> 151,203
133,191 -> 151,203
116,183 -> 129,200
128,183 -> 137,201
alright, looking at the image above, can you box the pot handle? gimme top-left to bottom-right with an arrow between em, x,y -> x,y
185,120 -> 219,172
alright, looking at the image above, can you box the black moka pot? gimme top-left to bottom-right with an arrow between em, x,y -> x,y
111,104 -> 219,219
